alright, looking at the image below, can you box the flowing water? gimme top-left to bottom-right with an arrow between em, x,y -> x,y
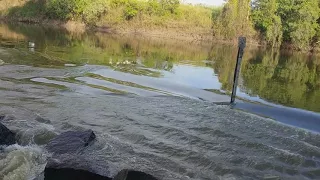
0,23 -> 320,180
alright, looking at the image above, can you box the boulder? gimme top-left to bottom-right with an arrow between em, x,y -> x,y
113,169 -> 159,180
45,130 -> 116,180
43,130 -> 159,180
44,168 -> 111,180
45,154 -> 116,178
45,130 -> 96,154
0,122 -> 16,146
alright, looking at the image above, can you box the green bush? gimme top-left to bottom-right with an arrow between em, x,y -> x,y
109,0 -> 127,8
83,0 -> 109,23
160,0 -> 180,14
46,0 -> 108,23
7,0 -> 45,18
46,0 -> 75,20
146,0 -> 161,15
72,0 -> 88,16
124,0 -> 140,20
109,0 -> 142,20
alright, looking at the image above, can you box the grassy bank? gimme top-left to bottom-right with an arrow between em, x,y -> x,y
0,0 -> 219,42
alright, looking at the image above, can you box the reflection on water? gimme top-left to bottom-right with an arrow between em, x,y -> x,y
1,23 -> 320,113
241,50 -> 320,113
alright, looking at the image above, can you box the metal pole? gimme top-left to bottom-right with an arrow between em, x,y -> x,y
231,37 -> 246,104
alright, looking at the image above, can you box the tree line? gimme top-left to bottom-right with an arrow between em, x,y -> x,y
2,0 -> 320,50
3,0 -> 212,31
214,0 -> 320,50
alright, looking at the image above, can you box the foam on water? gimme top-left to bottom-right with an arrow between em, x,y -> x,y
16,124 -> 57,146
0,145 -> 49,180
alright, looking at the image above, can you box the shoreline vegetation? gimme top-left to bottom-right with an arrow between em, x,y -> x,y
1,0 -> 320,52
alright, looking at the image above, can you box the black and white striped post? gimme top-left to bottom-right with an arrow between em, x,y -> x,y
231,37 -> 246,104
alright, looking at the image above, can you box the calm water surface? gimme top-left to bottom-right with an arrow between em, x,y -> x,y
0,23 -> 320,180
1,23 -> 320,113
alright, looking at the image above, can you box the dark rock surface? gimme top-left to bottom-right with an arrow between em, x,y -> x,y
43,167 -> 159,180
44,168 -> 112,180
45,130 -> 116,179
46,154 -> 116,178
114,169 -> 159,180
45,130 -> 96,154
0,122 -> 16,145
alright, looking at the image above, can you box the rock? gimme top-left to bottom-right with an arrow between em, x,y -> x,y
46,154 -> 116,178
35,116 -> 51,124
0,122 -> 16,146
113,169 -> 159,180
45,130 -> 96,154
44,130 -> 116,179
44,168 -> 111,180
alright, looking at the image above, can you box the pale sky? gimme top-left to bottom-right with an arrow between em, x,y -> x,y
184,0 -> 225,6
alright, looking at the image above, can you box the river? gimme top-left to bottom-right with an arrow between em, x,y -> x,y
0,23 -> 320,180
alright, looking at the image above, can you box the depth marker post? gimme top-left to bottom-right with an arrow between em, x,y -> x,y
231,37 -> 246,104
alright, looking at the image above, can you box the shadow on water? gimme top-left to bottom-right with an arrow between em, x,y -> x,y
1,22 -> 320,131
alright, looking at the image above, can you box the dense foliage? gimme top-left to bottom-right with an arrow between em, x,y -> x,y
251,0 -> 282,47
251,0 -> 320,49
2,0 -> 212,29
212,0 -> 254,40
212,0 -> 320,50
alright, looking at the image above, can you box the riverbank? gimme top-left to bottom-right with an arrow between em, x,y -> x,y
2,18 -> 317,53
1,17 -> 262,48
0,0 -> 260,46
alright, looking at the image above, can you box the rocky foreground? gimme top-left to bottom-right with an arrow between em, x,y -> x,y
0,121 -> 158,180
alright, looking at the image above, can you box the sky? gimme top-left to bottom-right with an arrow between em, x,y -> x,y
184,0 -> 225,6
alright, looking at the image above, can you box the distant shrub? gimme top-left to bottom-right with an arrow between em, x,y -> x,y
7,0 -> 45,18
109,0 -> 142,20
160,0 -> 180,14
124,0 -> 140,20
146,0 -> 161,15
109,0 -> 127,8
46,0 -> 75,20
46,0 -> 108,23
83,0 -> 109,23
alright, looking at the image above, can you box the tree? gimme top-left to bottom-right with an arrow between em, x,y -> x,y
290,0 -> 319,49
277,0 -> 319,49
211,7 -> 223,37
252,0 -> 282,47
215,0 -> 253,39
